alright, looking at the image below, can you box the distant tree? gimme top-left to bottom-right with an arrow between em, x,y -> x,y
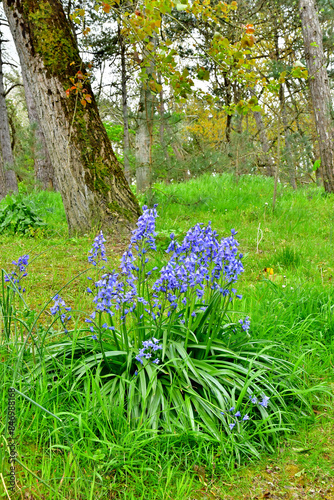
0,33 -> 18,198
299,0 -> 334,192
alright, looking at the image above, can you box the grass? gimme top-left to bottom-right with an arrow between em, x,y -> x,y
1,173 -> 334,499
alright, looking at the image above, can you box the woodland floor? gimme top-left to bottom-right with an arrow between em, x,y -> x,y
1,174 -> 334,499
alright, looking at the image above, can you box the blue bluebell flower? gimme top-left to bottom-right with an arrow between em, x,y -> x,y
5,254 -> 29,292
88,231 -> 107,266
259,395 -> 270,408
50,294 -> 71,316
50,295 -> 72,334
135,337 -> 162,365
239,316 -> 251,332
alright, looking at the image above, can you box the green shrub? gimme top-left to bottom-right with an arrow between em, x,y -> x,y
0,194 -> 46,236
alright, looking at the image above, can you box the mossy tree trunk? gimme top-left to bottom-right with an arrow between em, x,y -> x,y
3,0 -> 141,234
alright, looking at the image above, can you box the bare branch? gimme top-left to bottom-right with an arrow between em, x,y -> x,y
5,82 -> 23,96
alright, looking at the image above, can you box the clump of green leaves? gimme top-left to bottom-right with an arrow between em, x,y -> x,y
0,194 -> 46,236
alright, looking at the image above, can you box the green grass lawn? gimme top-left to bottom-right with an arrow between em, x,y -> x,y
2,174 -> 334,309
1,173 -> 333,499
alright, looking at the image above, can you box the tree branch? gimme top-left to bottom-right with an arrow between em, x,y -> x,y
5,82 -> 23,96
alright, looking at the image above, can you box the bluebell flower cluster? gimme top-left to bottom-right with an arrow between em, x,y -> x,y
86,269 -> 138,331
152,223 -> 244,313
131,204 -> 158,250
239,316 -> 251,332
220,393 -> 270,431
220,406 -> 250,430
85,207 -> 249,355
50,294 -> 72,333
135,337 -> 162,365
249,394 -> 270,408
88,231 -> 107,266
5,254 -> 29,293
86,206 -> 159,329
120,204 -> 158,276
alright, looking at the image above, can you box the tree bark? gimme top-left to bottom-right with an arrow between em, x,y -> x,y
135,81 -> 153,193
273,115 -> 280,212
159,84 -> 171,167
0,150 -> 6,199
0,37 -> 18,196
21,65 -> 56,190
3,0 -> 140,234
253,110 -> 275,177
299,0 -> 334,192
279,84 -> 297,189
135,38 -> 156,193
118,23 -> 131,184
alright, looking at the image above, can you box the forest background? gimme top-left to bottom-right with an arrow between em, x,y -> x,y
0,0 -> 333,198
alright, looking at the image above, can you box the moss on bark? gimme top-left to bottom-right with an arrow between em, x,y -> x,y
22,0 -> 80,78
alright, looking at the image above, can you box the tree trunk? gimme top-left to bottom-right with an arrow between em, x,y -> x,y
0,150 -> 6,199
299,0 -> 334,192
159,87 -> 170,164
273,115 -> 280,212
279,84 -> 297,189
119,23 -> 131,184
253,110 -> 275,177
0,37 -> 18,196
223,76 -> 232,143
135,72 -> 156,193
21,65 -> 56,190
135,36 -> 156,193
3,0 -> 140,234
135,79 -> 153,193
